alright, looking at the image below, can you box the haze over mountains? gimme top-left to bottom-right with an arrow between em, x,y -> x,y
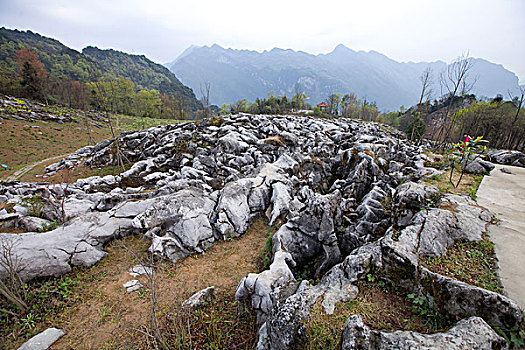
167,44 -> 522,111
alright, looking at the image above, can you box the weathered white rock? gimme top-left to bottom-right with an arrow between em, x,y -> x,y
133,187 -> 216,261
341,316 -> 507,350
0,212 -> 134,281
17,327 -> 66,350
123,279 -> 143,293
182,286 -> 215,309
393,181 -> 440,227
17,216 -> 52,232
129,264 -> 153,277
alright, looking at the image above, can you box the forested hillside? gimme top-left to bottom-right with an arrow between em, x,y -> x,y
0,28 -> 94,83
82,46 -> 199,110
0,28 -> 201,118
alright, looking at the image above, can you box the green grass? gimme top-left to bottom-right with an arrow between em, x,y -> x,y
299,280 -> 435,350
423,171 -> 484,200
422,237 -> 503,294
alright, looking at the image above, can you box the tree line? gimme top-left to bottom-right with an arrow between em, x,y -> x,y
221,90 -> 310,115
220,90 -> 379,121
376,53 -> 525,151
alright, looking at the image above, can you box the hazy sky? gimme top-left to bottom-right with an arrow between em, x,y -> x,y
1,0 -> 524,83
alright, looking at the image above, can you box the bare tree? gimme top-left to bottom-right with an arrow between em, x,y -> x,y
200,81 -> 211,119
0,237 -> 28,314
505,86 -> 525,149
441,52 -> 475,98
435,52 -> 476,143
418,67 -> 433,105
326,93 -> 342,116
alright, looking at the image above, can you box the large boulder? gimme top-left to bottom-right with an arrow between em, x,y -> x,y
463,158 -> 495,174
0,212 -> 134,281
392,181 -> 440,227
132,187 -> 216,261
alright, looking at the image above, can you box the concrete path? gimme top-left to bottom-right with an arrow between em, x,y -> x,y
477,164 -> 525,310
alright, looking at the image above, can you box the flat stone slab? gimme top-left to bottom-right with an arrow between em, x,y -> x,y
17,327 -> 66,350
123,279 -> 143,293
477,164 -> 525,309
129,264 -> 153,277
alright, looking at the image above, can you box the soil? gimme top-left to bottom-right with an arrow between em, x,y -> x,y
45,217 -> 272,349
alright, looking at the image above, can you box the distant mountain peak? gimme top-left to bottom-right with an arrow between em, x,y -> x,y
332,43 -> 352,52
210,43 -> 224,50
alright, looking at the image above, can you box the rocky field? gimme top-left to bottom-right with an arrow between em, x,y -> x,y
0,113 -> 523,349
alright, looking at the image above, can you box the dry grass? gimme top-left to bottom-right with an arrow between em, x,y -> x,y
0,113 -> 182,183
2,217 -> 273,349
422,236 -> 503,294
300,281 -> 433,350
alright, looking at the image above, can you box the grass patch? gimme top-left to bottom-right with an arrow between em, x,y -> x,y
422,236 -> 503,294
423,171 -> 484,199
0,112 -> 184,183
300,280 -> 434,350
258,220 -> 283,272
145,292 -> 257,349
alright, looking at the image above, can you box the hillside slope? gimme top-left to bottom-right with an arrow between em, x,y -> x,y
0,28 -> 201,111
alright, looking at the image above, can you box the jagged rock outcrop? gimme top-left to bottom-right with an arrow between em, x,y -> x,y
486,150 -> 525,168
341,316 -> 507,350
237,190 -> 522,349
0,113 -> 521,349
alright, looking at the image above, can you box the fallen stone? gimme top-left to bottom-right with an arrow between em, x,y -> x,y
17,327 -> 66,350
129,264 -> 153,277
182,286 -> 215,309
123,279 -> 143,293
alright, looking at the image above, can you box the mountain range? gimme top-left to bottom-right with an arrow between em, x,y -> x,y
167,44 -> 522,111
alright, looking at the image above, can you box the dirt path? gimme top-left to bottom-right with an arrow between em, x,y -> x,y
2,154 -> 68,182
477,164 -> 525,310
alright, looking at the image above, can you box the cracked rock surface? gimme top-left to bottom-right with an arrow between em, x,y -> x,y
0,113 -> 522,349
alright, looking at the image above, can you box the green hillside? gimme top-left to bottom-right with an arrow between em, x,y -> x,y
0,27 -> 201,115
82,46 -> 196,102
0,28 -> 95,82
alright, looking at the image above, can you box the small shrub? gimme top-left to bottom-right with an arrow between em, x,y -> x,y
406,293 -> 449,330
259,228 -> 274,271
20,195 -> 45,218
38,220 -> 57,232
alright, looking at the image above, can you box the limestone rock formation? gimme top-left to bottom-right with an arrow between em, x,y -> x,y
341,316 -> 507,350
486,150 -> 525,167
17,327 -> 66,350
0,113 -> 521,349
